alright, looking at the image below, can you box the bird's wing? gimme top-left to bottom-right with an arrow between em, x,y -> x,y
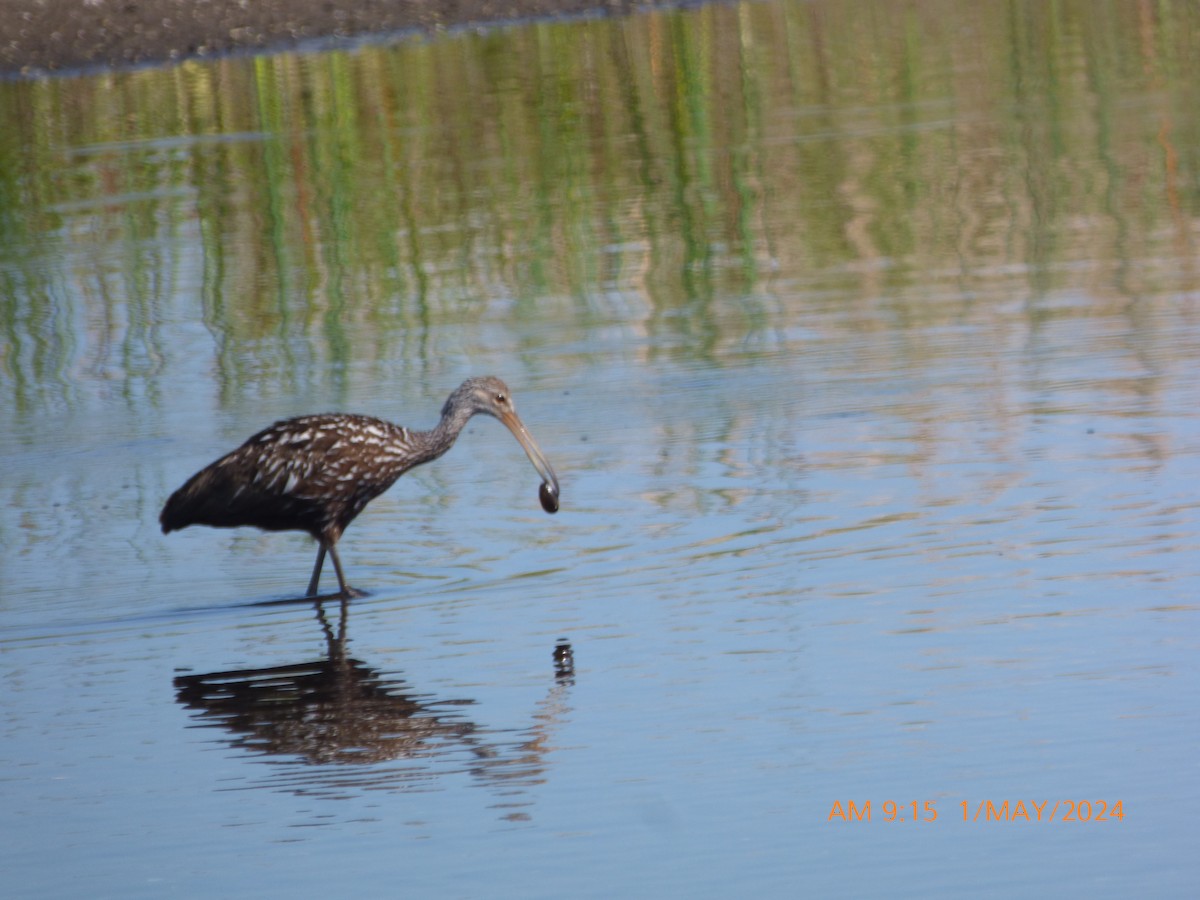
161,415 -> 400,536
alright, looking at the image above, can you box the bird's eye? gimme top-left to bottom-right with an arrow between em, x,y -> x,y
495,393 -> 507,404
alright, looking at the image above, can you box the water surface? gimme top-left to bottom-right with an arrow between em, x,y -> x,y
2,1 -> 1198,896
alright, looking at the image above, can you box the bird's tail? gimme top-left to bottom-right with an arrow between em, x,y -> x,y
160,466 -> 229,534
160,483 -> 196,534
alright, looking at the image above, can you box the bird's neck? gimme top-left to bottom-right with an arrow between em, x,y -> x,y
411,406 -> 475,466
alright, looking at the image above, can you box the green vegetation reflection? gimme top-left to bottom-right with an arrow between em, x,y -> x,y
0,0 -> 1197,409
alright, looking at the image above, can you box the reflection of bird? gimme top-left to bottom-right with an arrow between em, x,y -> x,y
161,376 -> 560,597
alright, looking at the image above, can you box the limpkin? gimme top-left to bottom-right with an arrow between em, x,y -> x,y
160,376 -> 559,597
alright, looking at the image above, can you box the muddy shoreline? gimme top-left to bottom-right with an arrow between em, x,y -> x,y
1,0 -> 680,76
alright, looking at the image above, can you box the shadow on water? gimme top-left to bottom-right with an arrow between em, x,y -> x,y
233,589 -> 368,609
174,596 -> 575,812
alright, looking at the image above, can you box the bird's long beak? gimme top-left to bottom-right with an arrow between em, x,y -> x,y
498,408 -> 560,507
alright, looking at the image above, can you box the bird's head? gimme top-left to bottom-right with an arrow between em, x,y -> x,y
444,376 -> 560,513
444,376 -> 519,420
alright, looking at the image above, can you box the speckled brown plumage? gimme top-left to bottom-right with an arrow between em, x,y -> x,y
161,376 -> 560,597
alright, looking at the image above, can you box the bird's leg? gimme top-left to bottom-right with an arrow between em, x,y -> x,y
325,542 -> 356,598
307,543 -> 327,597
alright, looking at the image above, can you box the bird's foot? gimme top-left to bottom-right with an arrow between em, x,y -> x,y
306,586 -> 366,602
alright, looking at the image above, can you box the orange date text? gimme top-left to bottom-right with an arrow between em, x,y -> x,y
827,799 -> 1125,823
